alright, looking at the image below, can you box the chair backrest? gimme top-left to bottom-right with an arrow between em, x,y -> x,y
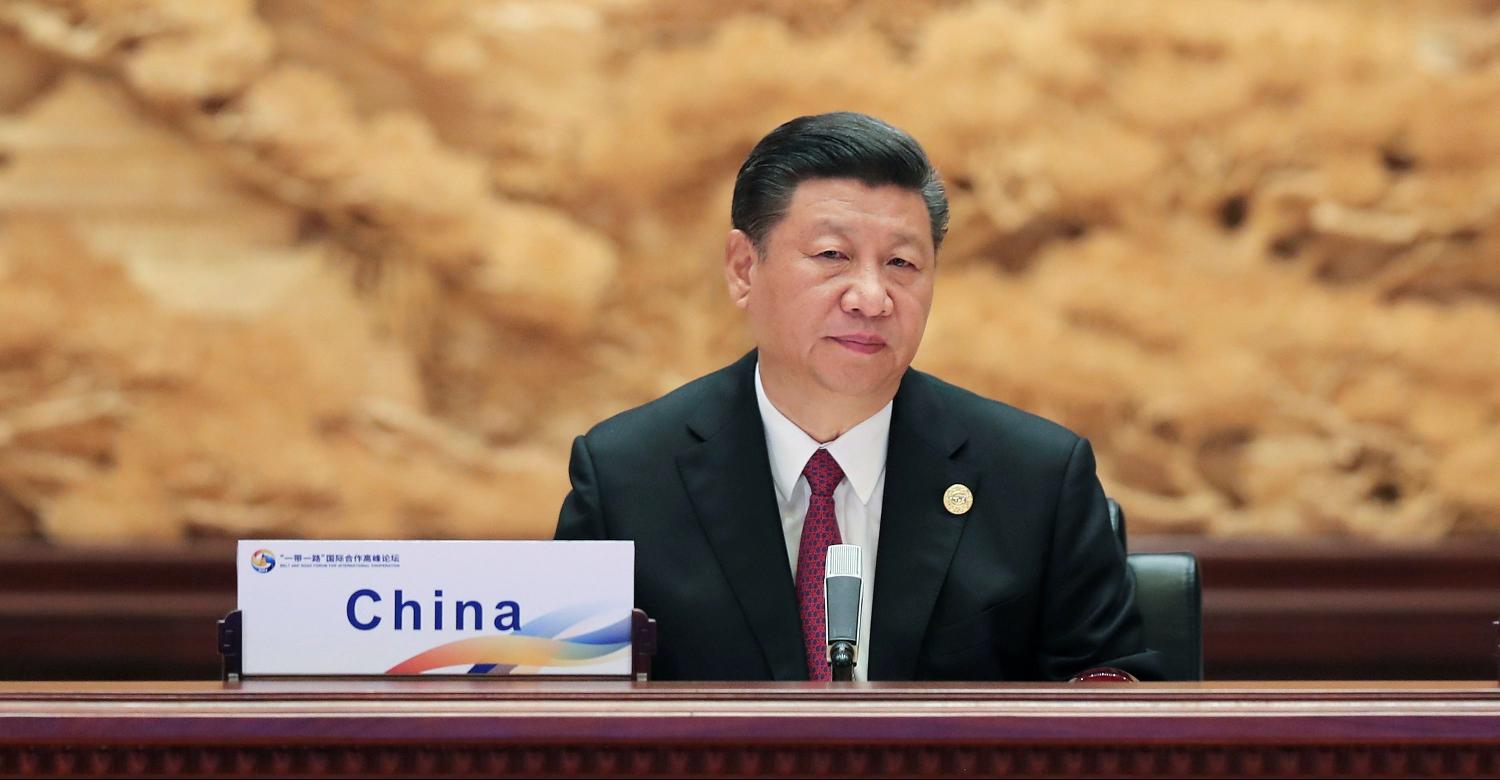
1108,498 -> 1204,681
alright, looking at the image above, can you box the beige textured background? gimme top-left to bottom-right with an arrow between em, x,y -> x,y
0,0 -> 1497,544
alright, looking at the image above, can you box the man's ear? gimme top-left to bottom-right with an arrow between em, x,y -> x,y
724,229 -> 757,310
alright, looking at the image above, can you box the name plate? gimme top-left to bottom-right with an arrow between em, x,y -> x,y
237,540 -> 633,676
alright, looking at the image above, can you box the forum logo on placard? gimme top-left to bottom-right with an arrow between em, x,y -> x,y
250,548 -> 277,574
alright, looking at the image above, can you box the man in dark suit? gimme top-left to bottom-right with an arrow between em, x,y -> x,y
556,112 -> 1161,682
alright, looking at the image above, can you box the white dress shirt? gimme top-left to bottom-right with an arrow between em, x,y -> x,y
754,363 -> 889,681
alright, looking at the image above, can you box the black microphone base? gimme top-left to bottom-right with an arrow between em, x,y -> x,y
829,641 -> 856,682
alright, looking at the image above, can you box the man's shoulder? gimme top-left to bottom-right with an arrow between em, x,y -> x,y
580,356 -> 749,454
901,368 -> 1083,454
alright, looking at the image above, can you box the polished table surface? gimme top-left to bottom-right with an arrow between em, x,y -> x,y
2,680 -> 1499,777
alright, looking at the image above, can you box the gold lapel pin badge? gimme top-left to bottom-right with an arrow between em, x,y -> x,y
943,484 -> 973,516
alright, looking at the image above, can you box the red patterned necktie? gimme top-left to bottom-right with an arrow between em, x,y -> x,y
795,448 -> 845,681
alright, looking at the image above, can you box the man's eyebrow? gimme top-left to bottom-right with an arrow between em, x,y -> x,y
889,229 -> 924,249
806,220 -> 924,249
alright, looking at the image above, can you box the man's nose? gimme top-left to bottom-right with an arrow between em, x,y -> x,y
840,265 -> 893,317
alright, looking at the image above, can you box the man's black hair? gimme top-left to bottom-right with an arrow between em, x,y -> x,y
731,112 -> 949,254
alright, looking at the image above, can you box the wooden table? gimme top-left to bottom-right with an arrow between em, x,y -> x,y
2,681 -> 1498,777
6,539 -> 1498,681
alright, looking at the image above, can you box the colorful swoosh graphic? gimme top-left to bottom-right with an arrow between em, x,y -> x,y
385,606 -> 631,675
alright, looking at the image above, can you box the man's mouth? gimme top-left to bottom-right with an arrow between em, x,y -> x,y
829,334 -> 887,354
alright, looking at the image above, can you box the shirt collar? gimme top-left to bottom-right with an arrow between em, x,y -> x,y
754,361 -> 891,506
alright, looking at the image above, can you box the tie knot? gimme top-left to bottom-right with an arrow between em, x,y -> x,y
802,448 -> 845,498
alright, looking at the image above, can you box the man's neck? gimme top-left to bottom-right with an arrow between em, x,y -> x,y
758,365 -> 897,444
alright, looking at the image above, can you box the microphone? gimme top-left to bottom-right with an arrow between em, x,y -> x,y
824,544 -> 862,682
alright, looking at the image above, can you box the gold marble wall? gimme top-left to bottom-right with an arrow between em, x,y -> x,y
0,0 -> 1497,543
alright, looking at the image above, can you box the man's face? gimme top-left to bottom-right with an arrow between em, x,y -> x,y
726,177 -> 936,404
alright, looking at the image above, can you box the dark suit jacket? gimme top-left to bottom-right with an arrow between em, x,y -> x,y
555,351 -> 1164,681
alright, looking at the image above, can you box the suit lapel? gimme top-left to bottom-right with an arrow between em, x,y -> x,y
675,353 -> 807,680
869,371 -> 976,680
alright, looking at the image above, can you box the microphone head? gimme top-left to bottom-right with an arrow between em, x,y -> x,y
824,544 -> 862,651
825,544 -> 861,579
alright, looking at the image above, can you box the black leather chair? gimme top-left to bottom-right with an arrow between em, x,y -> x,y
1109,498 -> 1203,681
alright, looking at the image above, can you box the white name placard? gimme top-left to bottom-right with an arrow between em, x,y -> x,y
237,540 -> 633,676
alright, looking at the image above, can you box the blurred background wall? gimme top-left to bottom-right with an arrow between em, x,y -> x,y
1,0 -> 1498,546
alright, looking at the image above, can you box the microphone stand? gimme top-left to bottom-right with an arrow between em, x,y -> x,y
829,641 -> 856,682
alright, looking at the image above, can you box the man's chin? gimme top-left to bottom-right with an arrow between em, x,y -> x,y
813,364 -> 904,402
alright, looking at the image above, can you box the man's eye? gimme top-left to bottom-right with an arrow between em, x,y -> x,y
889,257 -> 914,269
817,250 -> 845,260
